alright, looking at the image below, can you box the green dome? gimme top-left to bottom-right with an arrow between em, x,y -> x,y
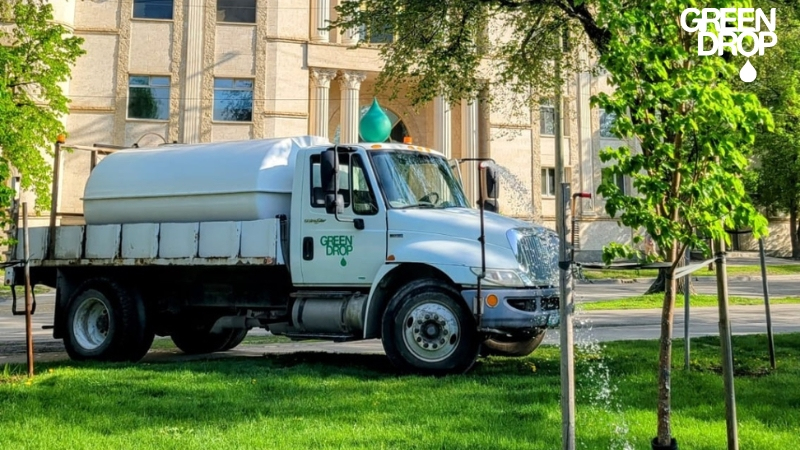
359,98 -> 392,142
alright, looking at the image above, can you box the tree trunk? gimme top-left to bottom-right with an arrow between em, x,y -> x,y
645,257 -> 696,295
656,245 -> 679,446
791,207 -> 799,260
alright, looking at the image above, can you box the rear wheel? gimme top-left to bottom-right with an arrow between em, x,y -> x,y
171,326 -> 238,355
64,278 -> 153,362
221,329 -> 248,351
381,279 -> 479,374
481,329 -> 546,357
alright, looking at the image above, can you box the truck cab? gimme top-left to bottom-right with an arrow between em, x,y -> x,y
288,143 -> 560,372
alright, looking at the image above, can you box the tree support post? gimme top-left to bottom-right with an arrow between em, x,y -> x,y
23,203 -> 35,378
715,239 -> 739,450
554,68 -> 575,450
757,238 -> 776,369
683,247 -> 691,370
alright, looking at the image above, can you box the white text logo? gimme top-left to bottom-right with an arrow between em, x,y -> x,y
680,8 -> 778,82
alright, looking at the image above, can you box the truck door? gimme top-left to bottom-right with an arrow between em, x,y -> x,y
298,151 -> 387,286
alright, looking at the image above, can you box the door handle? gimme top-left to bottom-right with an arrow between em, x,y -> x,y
303,237 -> 314,260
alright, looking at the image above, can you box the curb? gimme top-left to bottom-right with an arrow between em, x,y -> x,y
577,274 -> 800,285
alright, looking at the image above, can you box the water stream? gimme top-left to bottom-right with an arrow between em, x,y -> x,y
483,161 -> 631,448
482,162 -> 537,222
573,302 -> 633,450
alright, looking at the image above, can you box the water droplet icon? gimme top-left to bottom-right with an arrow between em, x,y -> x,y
739,60 -> 757,83
340,258 -> 347,267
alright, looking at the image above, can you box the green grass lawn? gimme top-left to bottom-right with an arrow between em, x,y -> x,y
582,264 -> 800,280
581,294 -> 800,311
2,334 -> 799,449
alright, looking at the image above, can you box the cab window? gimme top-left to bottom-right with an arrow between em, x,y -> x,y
310,153 -> 378,215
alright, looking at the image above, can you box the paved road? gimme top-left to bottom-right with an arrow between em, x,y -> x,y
1,289 -> 796,364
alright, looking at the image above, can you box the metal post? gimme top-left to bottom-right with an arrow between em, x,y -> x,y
715,239 -> 738,450
47,138 -> 63,259
23,203 -> 35,378
554,65 -> 575,450
684,246 -> 691,370
757,238 -> 776,369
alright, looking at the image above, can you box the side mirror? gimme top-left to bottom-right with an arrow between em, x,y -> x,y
325,193 -> 344,214
321,149 -> 341,214
485,166 -> 499,199
482,199 -> 499,213
321,149 -> 338,194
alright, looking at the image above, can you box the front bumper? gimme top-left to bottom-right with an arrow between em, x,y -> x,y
461,287 -> 560,332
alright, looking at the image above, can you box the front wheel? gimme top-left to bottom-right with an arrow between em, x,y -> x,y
381,279 -> 479,374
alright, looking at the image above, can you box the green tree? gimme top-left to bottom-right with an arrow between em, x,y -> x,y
0,0 -> 84,229
744,1 -> 800,258
335,0 -> 773,447
593,1 -> 771,445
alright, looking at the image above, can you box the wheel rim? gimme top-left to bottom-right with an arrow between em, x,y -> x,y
73,297 -> 110,350
402,300 -> 461,363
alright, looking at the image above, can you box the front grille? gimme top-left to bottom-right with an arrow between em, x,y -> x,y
516,230 -> 559,287
507,297 -> 560,312
541,296 -> 559,311
508,298 -> 537,312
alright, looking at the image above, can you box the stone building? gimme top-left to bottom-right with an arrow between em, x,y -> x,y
39,0 -> 791,259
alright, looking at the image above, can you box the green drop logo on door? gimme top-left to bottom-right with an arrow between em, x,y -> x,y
321,235 -> 353,266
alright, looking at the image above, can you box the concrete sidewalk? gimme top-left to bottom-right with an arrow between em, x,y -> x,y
579,273 -> 800,285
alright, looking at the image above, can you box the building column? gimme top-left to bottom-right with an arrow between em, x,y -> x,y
461,98 -> 479,204
182,0 -> 205,143
310,0 -> 330,42
577,51 -> 595,213
338,71 -> 367,143
309,68 -> 337,138
434,96 -> 452,158
339,0 -> 360,45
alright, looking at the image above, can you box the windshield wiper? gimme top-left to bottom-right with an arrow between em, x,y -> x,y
394,203 -> 437,209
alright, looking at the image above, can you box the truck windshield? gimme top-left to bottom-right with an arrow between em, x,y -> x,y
370,151 -> 470,209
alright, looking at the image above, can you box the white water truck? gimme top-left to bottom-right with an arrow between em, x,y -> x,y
5,136 -> 560,374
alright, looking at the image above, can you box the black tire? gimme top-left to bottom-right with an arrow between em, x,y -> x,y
170,326 -> 236,355
221,329 -> 248,351
481,329 -> 546,358
64,278 -> 153,362
381,279 -> 479,374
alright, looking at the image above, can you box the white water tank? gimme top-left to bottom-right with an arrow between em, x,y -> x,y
83,136 -> 330,224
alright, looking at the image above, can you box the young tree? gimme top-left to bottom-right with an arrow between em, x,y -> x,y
745,1 -> 800,258
335,0 -> 771,447
593,1 -> 770,446
0,0 -> 84,230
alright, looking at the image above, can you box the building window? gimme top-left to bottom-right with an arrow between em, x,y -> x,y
133,0 -> 173,20
128,75 -> 170,120
541,168 -> 556,197
363,20 -> 394,44
217,0 -> 256,23
540,100 -> 555,136
602,168 -> 626,194
213,78 -> 253,122
600,109 -> 618,138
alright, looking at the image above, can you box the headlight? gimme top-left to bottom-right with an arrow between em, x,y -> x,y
470,267 -> 532,287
